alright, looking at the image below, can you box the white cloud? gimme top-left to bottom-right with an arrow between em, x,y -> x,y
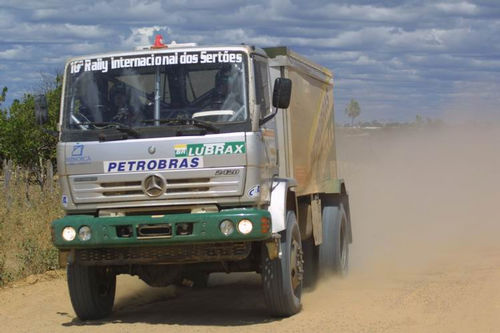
318,4 -> 417,22
120,26 -> 169,49
63,24 -> 113,39
32,0 -> 170,23
217,29 -> 281,46
435,1 -> 478,15
0,45 -> 33,60
354,55 -> 379,66
65,41 -> 107,54
0,9 -> 15,28
1,23 -> 113,43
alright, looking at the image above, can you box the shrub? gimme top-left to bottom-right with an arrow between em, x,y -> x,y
0,167 -> 62,285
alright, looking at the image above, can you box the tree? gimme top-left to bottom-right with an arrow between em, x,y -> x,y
0,87 -> 8,162
415,114 -> 423,126
0,76 -> 61,171
345,98 -> 361,127
0,87 -> 6,106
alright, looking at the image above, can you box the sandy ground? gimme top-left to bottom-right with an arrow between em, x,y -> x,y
1,124 -> 500,333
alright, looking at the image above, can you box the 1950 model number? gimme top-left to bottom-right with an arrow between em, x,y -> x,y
215,169 -> 240,176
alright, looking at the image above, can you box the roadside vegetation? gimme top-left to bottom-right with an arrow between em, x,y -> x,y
0,173 -> 62,285
0,78 -> 62,286
339,114 -> 445,129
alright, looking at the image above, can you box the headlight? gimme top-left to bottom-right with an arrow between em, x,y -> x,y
237,219 -> 253,234
78,226 -> 92,241
62,227 -> 76,241
219,220 -> 234,236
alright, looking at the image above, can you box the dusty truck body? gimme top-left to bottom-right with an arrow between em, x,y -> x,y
40,38 -> 352,319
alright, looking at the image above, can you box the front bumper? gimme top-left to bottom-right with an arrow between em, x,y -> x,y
52,208 -> 271,249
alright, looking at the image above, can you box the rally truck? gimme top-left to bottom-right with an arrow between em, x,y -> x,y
36,36 -> 352,320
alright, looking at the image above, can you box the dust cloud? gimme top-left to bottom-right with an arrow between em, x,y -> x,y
296,122 -> 500,332
335,122 -> 500,276
2,121 -> 500,332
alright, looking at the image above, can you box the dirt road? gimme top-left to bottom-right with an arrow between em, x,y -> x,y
1,125 -> 499,333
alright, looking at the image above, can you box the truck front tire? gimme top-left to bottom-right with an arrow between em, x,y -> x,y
67,263 -> 116,320
302,237 -> 319,288
319,204 -> 349,276
262,211 -> 303,317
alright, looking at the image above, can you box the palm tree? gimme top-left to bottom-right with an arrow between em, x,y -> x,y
345,98 -> 361,127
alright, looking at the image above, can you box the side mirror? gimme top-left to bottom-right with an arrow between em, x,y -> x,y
35,94 -> 49,125
272,78 -> 292,109
259,78 -> 292,126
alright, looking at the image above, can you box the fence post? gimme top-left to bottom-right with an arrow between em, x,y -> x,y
15,164 -> 21,185
24,168 -> 31,203
4,160 -> 13,208
3,160 -> 12,190
45,160 -> 54,192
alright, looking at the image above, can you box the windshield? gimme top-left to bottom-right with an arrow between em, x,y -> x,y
62,50 -> 248,139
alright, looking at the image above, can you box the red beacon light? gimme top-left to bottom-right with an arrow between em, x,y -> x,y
151,34 -> 167,49
134,34 -> 196,50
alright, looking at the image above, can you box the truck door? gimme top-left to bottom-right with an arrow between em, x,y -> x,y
253,55 -> 278,177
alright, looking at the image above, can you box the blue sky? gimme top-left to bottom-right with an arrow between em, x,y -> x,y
1,0 -> 499,123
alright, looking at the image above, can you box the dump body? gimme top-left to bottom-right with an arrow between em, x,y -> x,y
265,47 -> 338,196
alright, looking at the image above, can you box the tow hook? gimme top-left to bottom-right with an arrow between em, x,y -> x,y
265,234 -> 281,260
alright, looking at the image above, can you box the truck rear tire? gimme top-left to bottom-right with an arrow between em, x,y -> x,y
262,211 -> 303,317
67,263 -> 116,320
319,204 -> 349,276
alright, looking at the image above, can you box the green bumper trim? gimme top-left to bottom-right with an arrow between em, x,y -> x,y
52,208 -> 271,249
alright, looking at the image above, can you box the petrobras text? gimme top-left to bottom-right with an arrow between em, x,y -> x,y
104,157 -> 203,173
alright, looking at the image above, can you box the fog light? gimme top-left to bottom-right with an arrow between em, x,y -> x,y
62,227 -> 76,241
219,220 -> 234,236
78,226 -> 92,241
238,219 -> 253,234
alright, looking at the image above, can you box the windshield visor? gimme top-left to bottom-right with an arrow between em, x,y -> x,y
62,51 -> 248,133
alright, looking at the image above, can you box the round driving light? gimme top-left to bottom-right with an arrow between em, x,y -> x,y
62,227 -> 76,241
238,219 -> 253,234
219,220 -> 234,236
78,226 -> 92,241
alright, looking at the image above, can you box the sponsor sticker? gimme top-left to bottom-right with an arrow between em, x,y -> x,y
62,195 -> 68,207
66,143 -> 92,165
174,142 -> 245,157
248,185 -> 261,198
104,157 -> 203,173
72,144 -> 84,156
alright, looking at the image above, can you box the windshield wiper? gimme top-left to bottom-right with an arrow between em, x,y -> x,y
81,122 -> 140,138
142,118 -> 219,133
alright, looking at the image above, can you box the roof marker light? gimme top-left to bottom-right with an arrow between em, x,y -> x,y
152,34 -> 167,49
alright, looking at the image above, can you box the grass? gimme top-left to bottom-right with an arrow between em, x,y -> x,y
0,172 -> 63,286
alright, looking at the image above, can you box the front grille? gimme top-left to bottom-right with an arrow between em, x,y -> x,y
101,181 -> 143,196
70,167 -> 245,204
168,178 -> 210,184
99,177 -> 214,196
75,242 -> 251,265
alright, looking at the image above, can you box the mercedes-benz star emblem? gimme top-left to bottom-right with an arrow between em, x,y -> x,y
148,146 -> 156,155
143,175 -> 166,197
